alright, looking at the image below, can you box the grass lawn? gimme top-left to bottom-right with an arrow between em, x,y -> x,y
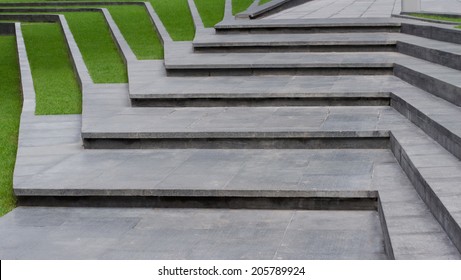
259,0 -> 273,5
22,23 -> 81,115
232,0 -> 254,15
195,0 -> 225,28
0,35 -> 20,216
150,0 -> 195,41
194,0 -> 255,28
108,5 -> 163,59
64,12 -> 127,83
410,13 -> 461,29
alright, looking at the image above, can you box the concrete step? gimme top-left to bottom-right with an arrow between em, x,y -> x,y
129,62 -> 395,106
162,43 -> 461,107
164,44 -> 398,75
0,207 -> 390,259
214,18 -> 402,34
394,61 -> 461,107
193,32 -> 397,53
81,105 -> 394,149
192,32 -> 461,71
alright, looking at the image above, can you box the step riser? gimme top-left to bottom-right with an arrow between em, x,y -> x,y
17,196 -> 377,210
394,64 -> 461,107
215,27 -> 401,35
397,41 -> 461,71
83,137 -> 389,149
0,23 -> 14,35
166,67 -> 394,77
194,45 -> 397,53
401,23 -> 461,45
131,97 -> 390,107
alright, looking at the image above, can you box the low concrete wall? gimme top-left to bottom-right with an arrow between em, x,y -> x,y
0,22 -> 15,35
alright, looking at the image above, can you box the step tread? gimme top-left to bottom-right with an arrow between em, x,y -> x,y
82,104 -> 395,136
129,62 -> 397,98
164,44 -> 399,68
0,207 -> 387,259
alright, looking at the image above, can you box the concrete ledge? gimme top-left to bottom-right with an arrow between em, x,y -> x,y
143,1 -> 172,45
391,131 -> 461,255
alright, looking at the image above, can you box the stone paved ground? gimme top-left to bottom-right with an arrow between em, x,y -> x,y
267,0 -> 461,19
267,0 -> 402,19
0,207 -> 386,259
1,0 -> 461,259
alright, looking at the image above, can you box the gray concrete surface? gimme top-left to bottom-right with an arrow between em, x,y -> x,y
0,208 -> 386,260
265,0 -> 461,19
2,1 -> 461,260
266,0 -> 402,19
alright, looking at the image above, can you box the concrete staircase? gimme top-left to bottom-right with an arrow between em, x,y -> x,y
2,0 -> 461,259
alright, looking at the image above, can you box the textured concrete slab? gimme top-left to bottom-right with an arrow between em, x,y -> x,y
260,0 -> 460,20
266,0 -> 401,19
0,207 -> 387,260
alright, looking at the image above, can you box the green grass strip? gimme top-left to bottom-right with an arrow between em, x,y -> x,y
22,23 -> 82,114
259,0 -> 273,5
232,0 -> 254,15
194,0 -> 225,28
410,13 -> 461,23
150,0 -> 195,41
0,35 -> 20,216
107,5 -> 163,59
64,11 -> 127,83
194,0 -> 255,28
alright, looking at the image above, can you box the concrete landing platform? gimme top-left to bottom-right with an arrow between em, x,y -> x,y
0,207 -> 386,259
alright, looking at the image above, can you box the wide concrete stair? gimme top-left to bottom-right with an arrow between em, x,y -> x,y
4,0 -> 461,259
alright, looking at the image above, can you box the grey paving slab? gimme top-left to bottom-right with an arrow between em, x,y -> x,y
263,0 -> 406,19
265,0 -> 401,19
164,42 -> 400,69
14,148 -> 388,195
0,207 -> 387,260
